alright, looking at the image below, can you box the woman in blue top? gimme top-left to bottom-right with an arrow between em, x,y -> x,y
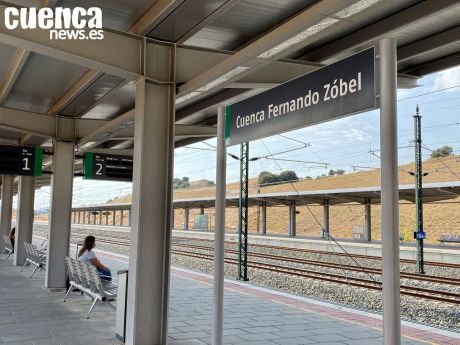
78,235 -> 112,281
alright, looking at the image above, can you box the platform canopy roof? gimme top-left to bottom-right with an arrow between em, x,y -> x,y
0,0 -> 459,191
70,181 -> 460,211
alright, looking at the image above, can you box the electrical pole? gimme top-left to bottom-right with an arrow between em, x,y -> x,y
237,141 -> 249,281
414,105 -> 425,274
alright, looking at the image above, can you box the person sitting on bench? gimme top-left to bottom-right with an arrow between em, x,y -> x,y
9,227 -> 15,252
78,235 -> 112,281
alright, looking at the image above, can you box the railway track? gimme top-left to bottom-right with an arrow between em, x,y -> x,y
172,242 -> 460,287
171,248 -> 460,305
173,236 -> 460,270
33,228 -> 460,304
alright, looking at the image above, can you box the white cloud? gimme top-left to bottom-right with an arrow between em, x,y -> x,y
432,65 -> 460,93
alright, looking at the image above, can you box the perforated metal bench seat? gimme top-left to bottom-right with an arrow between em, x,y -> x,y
1,235 -> 13,261
21,242 -> 46,277
64,256 -> 117,318
438,234 -> 460,244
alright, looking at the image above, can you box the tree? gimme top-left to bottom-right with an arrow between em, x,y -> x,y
173,177 -> 190,189
335,169 -> 345,175
279,170 -> 298,182
328,169 -> 335,176
258,171 -> 278,185
430,145 -> 453,159
258,170 -> 298,185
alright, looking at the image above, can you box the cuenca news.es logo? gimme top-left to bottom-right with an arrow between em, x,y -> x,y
4,7 -> 104,40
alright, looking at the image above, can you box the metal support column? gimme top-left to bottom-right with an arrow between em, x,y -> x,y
261,202 -> 267,235
379,37 -> 401,345
322,200 -> 330,238
184,207 -> 189,230
128,210 -> 131,227
46,141 -> 75,288
213,106 -> 226,345
120,210 -> 124,226
237,141 -> 249,281
289,202 -> 296,237
365,199 -> 372,241
77,211 -> 81,224
0,175 -> 14,249
99,211 -> 102,225
126,76 -> 175,345
414,106 -> 425,274
14,176 -> 35,266
106,211 -> 109,225
200,206 -> 205,215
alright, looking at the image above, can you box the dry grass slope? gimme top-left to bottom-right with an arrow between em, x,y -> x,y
110,156 -> 460,241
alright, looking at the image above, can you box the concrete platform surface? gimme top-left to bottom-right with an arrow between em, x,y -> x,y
1,247 -> 460,345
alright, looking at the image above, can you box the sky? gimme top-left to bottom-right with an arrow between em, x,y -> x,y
26,64 -> 460,210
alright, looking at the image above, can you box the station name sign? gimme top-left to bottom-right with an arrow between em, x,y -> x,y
0,145 -> 43,176
225,48 -> 376,146
84,152 -> 133,181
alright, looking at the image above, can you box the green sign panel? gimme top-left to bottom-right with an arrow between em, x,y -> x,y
84,152 -> 133,181
0,145 -> 43,176
225,48 -> 376,146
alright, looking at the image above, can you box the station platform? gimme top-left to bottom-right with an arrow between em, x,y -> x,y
1,247 -> 459,345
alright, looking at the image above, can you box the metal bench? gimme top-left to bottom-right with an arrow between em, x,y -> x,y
64,257 -> 117,318
438,234 -> 460,245
1,235 -> 13,261
21,242 -> 46,277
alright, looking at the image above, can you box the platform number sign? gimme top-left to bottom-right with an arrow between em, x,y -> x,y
0,145 -> 43,176
84,152 -> 133,181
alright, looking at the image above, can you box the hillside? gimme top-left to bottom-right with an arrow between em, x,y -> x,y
110,156 -> 460,242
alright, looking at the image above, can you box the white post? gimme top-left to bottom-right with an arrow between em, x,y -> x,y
184,207 -> 189,230
213,106 -> 227,345
289,202 -> 296,237
261,202 -> 267,235
379,37 -> 401,345
365,199 -> 372,241
322,200 -> 330,238
46,141 -> 75,288
0,175 -> 14,248
14,176 -> 35,266
126,78 -> 175,345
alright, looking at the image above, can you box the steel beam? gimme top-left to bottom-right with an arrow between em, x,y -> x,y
126,75 -> 175,344
0,106 -> 110,140
0,0 -> 57,106
46,140 -> 75,288
14,176 -> 35,266
129,0 -> 183,35
401,52 -> 460,76
177,0 -> 241,43
379,37 -> 400,345
0,49 -> 30,105
178,0 -> 355,96
300,0 -> 460,62
0,175 -> 13,249
213,106 -> 226,345
398,25 -> 460,62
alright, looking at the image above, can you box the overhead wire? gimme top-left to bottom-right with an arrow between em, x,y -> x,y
259,139 -> 382,287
